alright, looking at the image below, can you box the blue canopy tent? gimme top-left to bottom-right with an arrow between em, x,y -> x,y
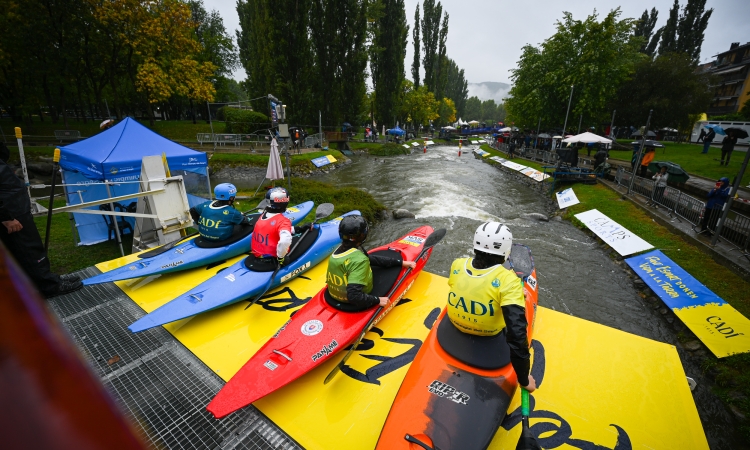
59,117 -> 210,245
386,126 -> 405,136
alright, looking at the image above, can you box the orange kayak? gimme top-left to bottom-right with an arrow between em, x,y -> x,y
376,244 -> 538,450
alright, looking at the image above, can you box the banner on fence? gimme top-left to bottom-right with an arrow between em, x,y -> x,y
556,188 -> 581,209
310,155 -> 337,168
625,250 -> 750,358
574,209 -> 653,256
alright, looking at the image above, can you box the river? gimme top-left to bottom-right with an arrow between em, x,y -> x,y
219,145 -> 742,449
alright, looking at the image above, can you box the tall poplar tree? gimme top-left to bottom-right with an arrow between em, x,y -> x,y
411,4 -> 421,87
633,8 -> 661,56
371,0 -> 409,128
420,0 -> 442,92
443,57 -> 468,117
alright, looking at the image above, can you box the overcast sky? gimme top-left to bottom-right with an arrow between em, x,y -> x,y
204,0 -> 748,87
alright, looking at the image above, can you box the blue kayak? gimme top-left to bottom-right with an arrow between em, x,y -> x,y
128,210 -> 360,332
83,201 -> 314,286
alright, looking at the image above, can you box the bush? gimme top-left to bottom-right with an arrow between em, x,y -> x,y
369,143 -> 411,156
221,108 -> 269,133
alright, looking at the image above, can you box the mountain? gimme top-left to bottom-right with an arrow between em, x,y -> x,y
467,82 -> 511,104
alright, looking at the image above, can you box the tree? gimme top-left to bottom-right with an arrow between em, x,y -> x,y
399,80 -> 438,127
634,8 -> 661,56
464,96 -> 481,120
371,0 -> 409,129
411,4 -> 421,87
188,0 -> 238,77
437,97 -> 456,125
443,57 -> 468,117
506,9 -> 642,130
657,0 -> 679,55
420,0 -> 442,92
609,52 -> 714,132
657,0 -> 712,63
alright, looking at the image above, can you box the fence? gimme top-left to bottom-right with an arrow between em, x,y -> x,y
613,167 -> 750,257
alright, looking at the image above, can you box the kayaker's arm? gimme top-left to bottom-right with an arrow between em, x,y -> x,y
502,304 -> 531,387
367,253 -> 403,267
345,283 -> 381,309
189,206 -> 201,225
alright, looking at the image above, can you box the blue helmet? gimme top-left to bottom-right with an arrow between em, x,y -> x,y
214,183 -> 237,200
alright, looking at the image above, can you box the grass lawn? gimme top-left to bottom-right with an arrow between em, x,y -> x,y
210,150 -> 345,169
564,183 -> 750,435
1,118 -> 216,142
609,140 -> 749,185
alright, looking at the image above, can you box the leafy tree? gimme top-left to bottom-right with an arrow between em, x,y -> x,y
633,8 -> 661,56
506,9 -> 642,131
420,0 -> 442,92
464,96 -> 481,121
609,52 -> 714,132
399,80 -> 438,127
214,77 -> 248,103
371,0 -> 408,129
657,0 -> 679,55
188,0 -> 238,77
411,4 -> 421,87
740,99 -> 750,121
657,0 -> 712,63
437,97 -> 456,125
443,57 -> 468,117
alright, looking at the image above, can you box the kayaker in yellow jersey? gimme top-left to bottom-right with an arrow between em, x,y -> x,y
447,222 -> 536,392
326,215 -> 416,310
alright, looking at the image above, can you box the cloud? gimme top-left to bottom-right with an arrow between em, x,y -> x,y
467,82 -> 511,104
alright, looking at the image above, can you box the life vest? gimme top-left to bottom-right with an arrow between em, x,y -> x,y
194,201 -> 244,241
446,257 -> 525,336
251,212 -> 292,257
326,247 -> 373,302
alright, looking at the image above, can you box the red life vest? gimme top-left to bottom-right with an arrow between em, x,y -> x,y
251,212 -> 292,257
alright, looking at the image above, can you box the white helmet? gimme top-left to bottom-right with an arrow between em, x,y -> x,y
474,222 -> 512,259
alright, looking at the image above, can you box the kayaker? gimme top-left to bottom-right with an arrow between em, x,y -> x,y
325,215 -> 416,309
446,222 -> 536,392
190,183 -> 250,242
250,187 -> 299,264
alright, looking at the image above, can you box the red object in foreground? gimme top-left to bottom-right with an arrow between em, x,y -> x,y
0,243 -> 144,449
207,226 -> 435,419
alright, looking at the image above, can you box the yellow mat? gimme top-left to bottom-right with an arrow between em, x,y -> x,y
97,255 -> 708,449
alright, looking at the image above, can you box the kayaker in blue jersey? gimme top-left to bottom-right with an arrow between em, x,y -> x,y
326,215 -> 416,310
190,183 -> 250,242
447,222 -> 536,392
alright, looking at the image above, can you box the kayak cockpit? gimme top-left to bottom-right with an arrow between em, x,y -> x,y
436,316 -> 512,370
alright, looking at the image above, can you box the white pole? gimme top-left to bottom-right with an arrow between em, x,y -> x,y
13,127 -> 34,213
562,85 -> 574,134
319,110 -> 322,146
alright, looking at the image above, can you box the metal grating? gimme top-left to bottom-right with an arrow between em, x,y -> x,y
45,267 -> 303,450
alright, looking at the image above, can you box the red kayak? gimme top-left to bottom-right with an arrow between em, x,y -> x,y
207,226 -> 437,419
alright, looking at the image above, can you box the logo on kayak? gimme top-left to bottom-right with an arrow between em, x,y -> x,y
527,274 -> 537,291
311,339 -> 338,362
175,248 -> 185,254
160,260 -> 184,270
428,380 -> 470,405
263,360 -> 278,371
287,207 -> 299,213
225,274 -> 236,282
281,261 -> 311,282
399,235 -> 425,247
301,319 -> 324,336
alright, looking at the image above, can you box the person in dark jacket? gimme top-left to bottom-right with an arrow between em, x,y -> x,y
0,143 -> 81,297
720,132 -> 738,166
702,128 -> 716,154
699,177 -> 731,233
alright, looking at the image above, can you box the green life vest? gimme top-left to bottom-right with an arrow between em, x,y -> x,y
326,247 -> 373,302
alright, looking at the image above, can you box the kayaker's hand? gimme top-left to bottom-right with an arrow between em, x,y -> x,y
523,374 -> 537,393
277,257 -> 285,266
379,297 -> 389,307
402,260 -> 416,269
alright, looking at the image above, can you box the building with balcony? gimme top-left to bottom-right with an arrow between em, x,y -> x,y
705,42 -> 750,117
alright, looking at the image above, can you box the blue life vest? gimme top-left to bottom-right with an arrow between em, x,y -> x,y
193,201 -> 245,241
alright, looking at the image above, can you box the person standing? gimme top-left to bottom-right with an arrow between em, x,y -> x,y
720,132 -> 738,166
652,166 -> 669,207
0,143 -> 81,298
639,146 -> 656,178
699,177 -> 731,233
697,128 -> 707,143
446,222 -> 536,393
702,128 -> 716,154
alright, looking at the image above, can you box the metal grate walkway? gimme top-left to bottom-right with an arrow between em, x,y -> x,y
46,267 -> 303,450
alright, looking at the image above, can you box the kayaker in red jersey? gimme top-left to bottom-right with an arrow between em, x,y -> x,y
446,222 -> 536,392
251,187 -> 302,264
325,215 -> 416,310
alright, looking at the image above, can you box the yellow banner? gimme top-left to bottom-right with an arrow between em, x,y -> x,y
674,303 -> 750,358
101,256 -> 708,449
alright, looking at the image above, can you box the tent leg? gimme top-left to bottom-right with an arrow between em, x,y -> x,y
254,178 -> 268,197
105,183 -> 125,257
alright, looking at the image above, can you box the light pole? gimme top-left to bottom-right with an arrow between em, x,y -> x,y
562,85 -> 574,135
627,109 -> 653,195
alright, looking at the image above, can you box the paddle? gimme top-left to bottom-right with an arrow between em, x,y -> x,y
152,198 -> 269,254
244,203 -> 335,310
516,388 -> 541,450
323,228 -> 447,385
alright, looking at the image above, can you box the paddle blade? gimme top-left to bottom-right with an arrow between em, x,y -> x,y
516,423 -> 541,450
315,202 -> 335,219
424,228 -> 447,249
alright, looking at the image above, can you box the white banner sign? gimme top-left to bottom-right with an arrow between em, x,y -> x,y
490,156 -> 507,164
470,140 -> 479,144
574,209 -> 654,256
411,142 -> 420,147
402,144 -> 410,149
556,188 -> 580,209
502,161 -> 527,171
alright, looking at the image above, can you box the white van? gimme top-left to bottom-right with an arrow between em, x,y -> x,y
691,120 -> 750,146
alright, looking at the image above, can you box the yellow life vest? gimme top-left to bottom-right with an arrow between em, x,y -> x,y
446,257 -> 524,336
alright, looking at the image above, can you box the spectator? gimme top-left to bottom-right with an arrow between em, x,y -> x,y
701,128 -> 715,154
0,143 -> 82,298
508,140 -> 516,159
652,166 -> 669,208
639,146 -> 655,178
699,177 -> 731,233
720,132 -> 738,166
593,147 -> 608,171
697,128 -> 706,143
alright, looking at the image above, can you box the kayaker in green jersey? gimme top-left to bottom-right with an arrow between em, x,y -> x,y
447,222 -> 536,392
326,215 -> 416,309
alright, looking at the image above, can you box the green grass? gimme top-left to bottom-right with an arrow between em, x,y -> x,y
368,143 -> 411,156
209,150 -> 345,169
609,140 -> 749,185
1,118 -> 216,142
563,183 -> 750,436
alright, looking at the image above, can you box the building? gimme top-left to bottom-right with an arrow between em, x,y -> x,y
705,42 -> 750,117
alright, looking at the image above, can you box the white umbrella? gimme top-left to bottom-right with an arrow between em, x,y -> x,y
561,132 -> 612,144
443,125 -> 456,130
468,120 -> 480,125
266,138 -> 285,180
100,119 -> 113,129
499,127 -> 512,132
